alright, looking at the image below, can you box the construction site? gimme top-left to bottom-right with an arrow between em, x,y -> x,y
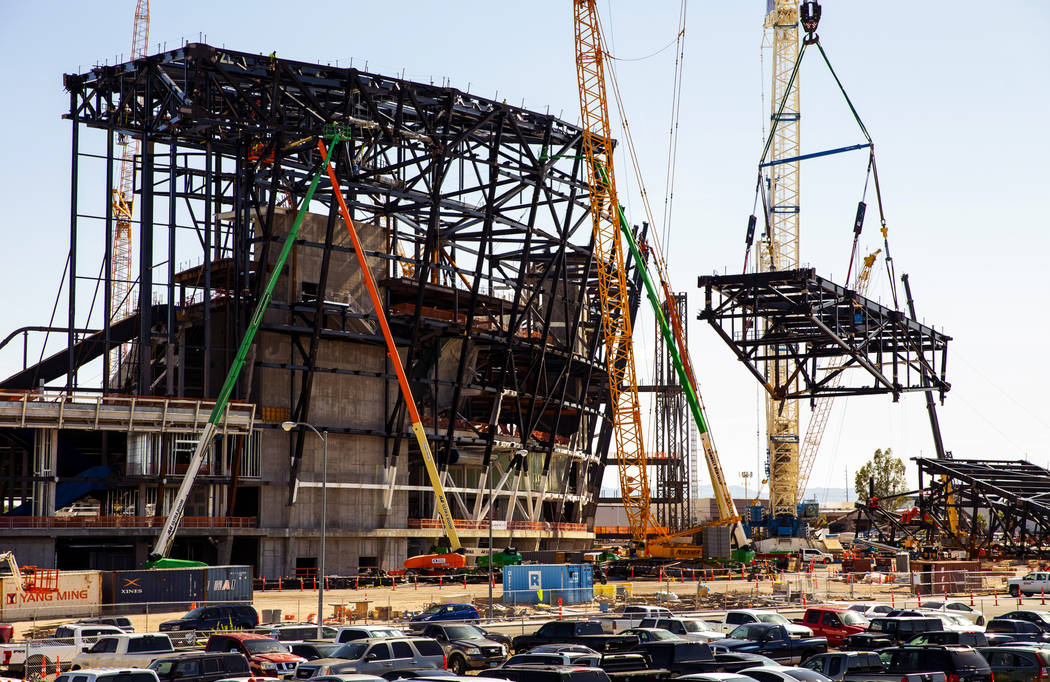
0,0 -> 1045,590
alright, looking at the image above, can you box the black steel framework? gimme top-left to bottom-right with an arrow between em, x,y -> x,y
652,292 -> 691,530
916,457 -> 1050,558
10,43 -> 638,528
697,268 -> 951,401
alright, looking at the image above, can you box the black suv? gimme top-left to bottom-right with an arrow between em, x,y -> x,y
158,605 -> 259,639
842,617 -> 942,650
883,646 -> 993,682
999,611 -> 1050,633
905,631 -> 989,647
149,652 -> 251,682
986,618 -> 1050,643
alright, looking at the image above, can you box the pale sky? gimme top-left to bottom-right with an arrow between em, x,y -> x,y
0,1 -> 1047,503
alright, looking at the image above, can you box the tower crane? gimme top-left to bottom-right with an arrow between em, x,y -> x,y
110,0 -> 150,383
759,0 -> 803,525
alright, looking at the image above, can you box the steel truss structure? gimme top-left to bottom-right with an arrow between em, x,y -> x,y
697,268 -> 950,401
915,458 -> 1050,558
1,44 -> 639,563
651,293 -> 692,530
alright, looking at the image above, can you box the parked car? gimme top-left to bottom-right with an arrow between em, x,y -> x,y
796,609 -> 868,647
407,605 -> 478,628
800,651 -> 946,682
292,638 -> 445,678
501,651 -> 600,667
904,631 -> 989,647
1000,612 -> 1050,633
74,618 -> 136,633
289,642 -> 344,661
298,677 -> 385,682
418,624 -> 505,674
485,665 -> 614,682
638,618 -> 724,642
529,644 -> 601,656
985,619 -> 1050,643
736,664 -> 832,682
881,645 -> 993,682
511,621 -> 638,654
621,628 -> 681,644
55,668 -> 160,682
676,675 -> 757,682
71,634 -> 175,670
1008,574 -> 1050,597
0,624 -> 126,677
978,646 -> 1050,682
841,617 -> 943,650
205,633 -> 305,678
148,652 -> 252,682
256,625 -> 338,642
716,611 -> 813,638
709,625 -> 827,665
914,601 -> 987,626
335,628 -> 405,645
844,604 -> 892,618
159,606 -> 259,642
799,549 -> 832,565
598,606 -> 675,633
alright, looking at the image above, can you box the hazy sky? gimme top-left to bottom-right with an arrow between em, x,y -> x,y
0,1 -> 1047,503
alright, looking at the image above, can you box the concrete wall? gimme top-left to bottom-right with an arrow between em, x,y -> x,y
2,538 -> 56,568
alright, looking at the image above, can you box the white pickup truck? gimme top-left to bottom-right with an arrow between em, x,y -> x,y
715,609 -> 814,637
800,548 -> 833,564
1008,571 -> 1050,597
0,624 -> 125,677
70,634 -> 175,670
597,605 -> 674,633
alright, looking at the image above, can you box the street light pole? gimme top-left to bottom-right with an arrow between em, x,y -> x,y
283,421 -> 327,639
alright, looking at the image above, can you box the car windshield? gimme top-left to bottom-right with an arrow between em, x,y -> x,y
634,629 -> 677,640
697,621 -> 721,631
923,601 -> 944,609
842,612 -> 868,626
182,607 -> 205,619
953,650 -> 990,669
756,614 -> 789,625
420,604 -> 445,615
311,644 -> 341,657
785,668 -> 832,682
243,639 -> 288,654
869,620 -> 888,632
443,625 -> 485,640
332,643 -> 368,660
149,661 -> 174,675
849,605 -> 868,612
682,621 -> 701,633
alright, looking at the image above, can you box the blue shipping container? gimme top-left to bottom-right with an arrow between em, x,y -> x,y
205,566 -> 252,602
503,564 -> 593,605
103,565 -> 251,605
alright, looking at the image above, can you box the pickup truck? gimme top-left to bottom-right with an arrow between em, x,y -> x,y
1008,572 -> 1050,597
800,548 -> 833,564
715,610 -> 813,637
70,634 -> 175,670
637,617 -> 723,642
598,606 -> 674,633
512,621 -> 639,654
796,607 -> 868,646
0,624 -> 125,677
205,633 -> 305,678
800,651 -> 948,682
708,623 -> 827,664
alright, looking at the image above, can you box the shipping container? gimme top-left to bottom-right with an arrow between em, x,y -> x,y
102,565 -> 251,605
0,570 -> 101,622
503,564 -> 593,605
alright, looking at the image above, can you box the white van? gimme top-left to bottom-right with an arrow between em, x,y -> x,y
56,668 -> 160,682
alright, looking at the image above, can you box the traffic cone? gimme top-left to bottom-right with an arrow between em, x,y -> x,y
994,591 -> 998,606
355,576 -> 359,590
439,575 -> 443,588
970,590 -> 974,607
891,592 -> 895,608
463,574 -> 467,589
414,575 -> 418,590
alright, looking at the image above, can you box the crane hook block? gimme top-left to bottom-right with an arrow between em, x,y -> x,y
745,214 -> 757,246
853,201 -> 867,236
800,1 -> 821,45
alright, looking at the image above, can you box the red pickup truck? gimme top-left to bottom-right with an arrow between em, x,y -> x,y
205,633 -> 305,678
797,608 -> 869,647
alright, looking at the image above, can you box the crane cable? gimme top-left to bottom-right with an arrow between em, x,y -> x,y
744,34 -> 902,310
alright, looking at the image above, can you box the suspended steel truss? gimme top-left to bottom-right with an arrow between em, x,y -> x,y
697,268 -> 951,401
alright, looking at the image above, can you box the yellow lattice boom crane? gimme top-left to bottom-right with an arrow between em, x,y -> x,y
759,0 -> 802,520
574,0 -> 651,547
110,0 -> 150,382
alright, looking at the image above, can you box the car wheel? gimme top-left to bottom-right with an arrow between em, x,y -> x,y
448,654 -> 467,675
977,616 -> 986,626
1010,585 -> 1020,597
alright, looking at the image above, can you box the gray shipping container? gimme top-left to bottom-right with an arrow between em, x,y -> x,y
103,565 -> 251,605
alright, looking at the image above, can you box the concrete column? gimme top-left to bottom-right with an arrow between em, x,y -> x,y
33,429 -> 57,516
